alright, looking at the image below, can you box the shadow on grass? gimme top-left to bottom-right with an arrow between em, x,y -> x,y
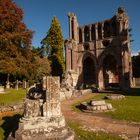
97,87 -> 140,96
121,87 -> 140,96
1,114 -> 23,140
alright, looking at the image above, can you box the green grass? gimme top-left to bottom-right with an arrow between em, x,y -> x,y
0,88 -> 26,105
67,121 -> 123,140
72,89 -> 140,123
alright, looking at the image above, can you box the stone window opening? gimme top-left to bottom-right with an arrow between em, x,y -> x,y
103,54 -> 119,88
79,28 -> 82,43
104,21 -> 111,38
83,57 -> 96,89
112,20 -> 117,36
91,25 -> 95,40
71,19 -> 74,39
102,40 -> 110,47
84,44 -> 90,50
84,26 -> 90,42
98,23 -> 102,39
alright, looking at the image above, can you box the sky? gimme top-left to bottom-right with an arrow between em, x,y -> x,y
14,0 -> 140,55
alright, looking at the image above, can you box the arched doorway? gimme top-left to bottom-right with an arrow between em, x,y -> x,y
83,57 -> 96,89
103,54 -> 119,89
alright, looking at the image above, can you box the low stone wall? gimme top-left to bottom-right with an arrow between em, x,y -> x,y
60,89 -> 92,101
0,89 -> 92,114
0,102 -> 24,113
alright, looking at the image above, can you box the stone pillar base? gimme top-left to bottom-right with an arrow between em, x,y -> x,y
15,126 -> 74,140
8,126 -> 75,140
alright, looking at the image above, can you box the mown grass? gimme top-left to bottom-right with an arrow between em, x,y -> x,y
0,89 -> 25,139
0,88 -> 26,105
67,121 -> 123,140
72,89 -> 140,123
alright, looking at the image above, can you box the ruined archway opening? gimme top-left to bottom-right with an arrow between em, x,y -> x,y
79,28 -> 82,43
104,21 -> 110,38
84,26 -> 90,42
103,54 -> 119,89
83,57 -> 96,89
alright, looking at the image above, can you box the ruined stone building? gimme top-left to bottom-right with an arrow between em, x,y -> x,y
65,7 -> 133,90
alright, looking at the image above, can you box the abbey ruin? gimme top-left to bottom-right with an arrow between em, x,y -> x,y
65,7 -> 133,90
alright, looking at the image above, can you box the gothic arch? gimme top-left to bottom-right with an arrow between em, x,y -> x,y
98,51 -> 119,68
77,52 -> 97,68
98,52 -> 120,89
104,21 -> 110,38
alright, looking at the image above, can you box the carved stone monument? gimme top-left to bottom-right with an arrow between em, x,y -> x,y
12,77 -> 74,140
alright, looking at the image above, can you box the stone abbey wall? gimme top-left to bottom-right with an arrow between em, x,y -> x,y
65,7 -> 133,90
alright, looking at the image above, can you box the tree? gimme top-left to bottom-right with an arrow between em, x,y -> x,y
41,16 -> 65,78
132,53 -> 140,78
33,56 -> 51,81
0,0 -> 33,84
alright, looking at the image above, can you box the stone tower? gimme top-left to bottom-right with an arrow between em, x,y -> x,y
65,7 -> 133,90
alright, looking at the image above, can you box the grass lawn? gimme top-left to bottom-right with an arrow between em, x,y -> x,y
0,88 -> 26,105
67,121 -> 123,140
0,88 -> 25,139
72,89 -> 140,123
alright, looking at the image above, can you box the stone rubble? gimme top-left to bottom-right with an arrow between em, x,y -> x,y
105,94 -> 125,100
8,76 -> 75,140
60,70 -> 93,101
81,100 -> 113,112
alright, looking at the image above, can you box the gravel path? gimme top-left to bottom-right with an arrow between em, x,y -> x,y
61,93 -> 140,139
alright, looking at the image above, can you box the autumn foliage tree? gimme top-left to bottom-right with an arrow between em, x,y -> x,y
0,0 -> 51,85
0,0 -> 34,84
41,16 -> 65,78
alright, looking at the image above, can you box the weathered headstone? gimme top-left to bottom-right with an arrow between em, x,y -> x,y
10,76 -> 74,140
0,86 -> 5,93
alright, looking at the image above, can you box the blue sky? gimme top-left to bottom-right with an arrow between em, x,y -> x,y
14,0 -> 140,55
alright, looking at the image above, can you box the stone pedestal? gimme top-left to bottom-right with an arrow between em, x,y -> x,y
10,77 -> 75,140
80,100 -> 113,112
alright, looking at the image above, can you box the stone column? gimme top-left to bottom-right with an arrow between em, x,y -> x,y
89,25 -> 92,41
98,68 -> 104,90
69,17 -> 72,39
101,23 -> 104,39
82,27 -> 84,42
95,24 -> 98,40
42,76 -> 47,90
46,76 -> 62,117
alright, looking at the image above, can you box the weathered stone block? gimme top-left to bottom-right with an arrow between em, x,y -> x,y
91,100 -> 106,106
105,94 -> 125,100
10,76 -> 75,140
107,103 -> 113,110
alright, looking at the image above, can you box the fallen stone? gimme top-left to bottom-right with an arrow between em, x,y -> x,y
91,100 -> 106,106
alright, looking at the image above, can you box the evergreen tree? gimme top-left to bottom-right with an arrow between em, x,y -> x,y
41,16 -> 65,78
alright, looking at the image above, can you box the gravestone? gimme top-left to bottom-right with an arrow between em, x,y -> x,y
0,86 -> 5,93
11,76 -> 74,140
